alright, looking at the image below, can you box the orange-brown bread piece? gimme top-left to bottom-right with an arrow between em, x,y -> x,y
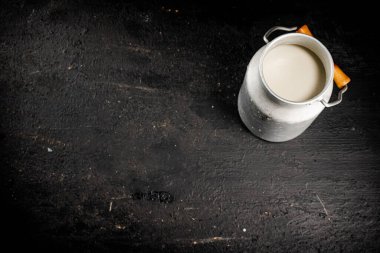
296,25 -> 314,37
333,64 -> 351,88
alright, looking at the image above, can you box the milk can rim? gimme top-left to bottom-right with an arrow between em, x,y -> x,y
258,33 -> 334,105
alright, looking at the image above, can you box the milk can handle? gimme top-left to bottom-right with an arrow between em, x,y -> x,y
321,85 -> 348,107
263,26 -> 298,43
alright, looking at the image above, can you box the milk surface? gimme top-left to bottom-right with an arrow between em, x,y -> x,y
263,44 -> 325,102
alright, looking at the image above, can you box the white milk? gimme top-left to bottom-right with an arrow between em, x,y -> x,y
263,44 -> 325,102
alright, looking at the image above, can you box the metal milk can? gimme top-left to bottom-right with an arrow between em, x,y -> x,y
238,26 -> 348,142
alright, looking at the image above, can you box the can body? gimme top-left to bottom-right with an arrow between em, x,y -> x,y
238,33 -> 334,142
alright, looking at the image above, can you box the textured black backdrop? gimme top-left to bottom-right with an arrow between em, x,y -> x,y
1,0 -> 379,252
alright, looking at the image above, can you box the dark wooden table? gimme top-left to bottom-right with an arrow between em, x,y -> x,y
1,1 -> 379,252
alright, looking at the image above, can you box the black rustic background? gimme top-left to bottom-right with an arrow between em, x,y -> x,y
1,0 -> 379,252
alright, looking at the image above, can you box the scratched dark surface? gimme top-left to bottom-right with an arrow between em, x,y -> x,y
1,0 -> 379,252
